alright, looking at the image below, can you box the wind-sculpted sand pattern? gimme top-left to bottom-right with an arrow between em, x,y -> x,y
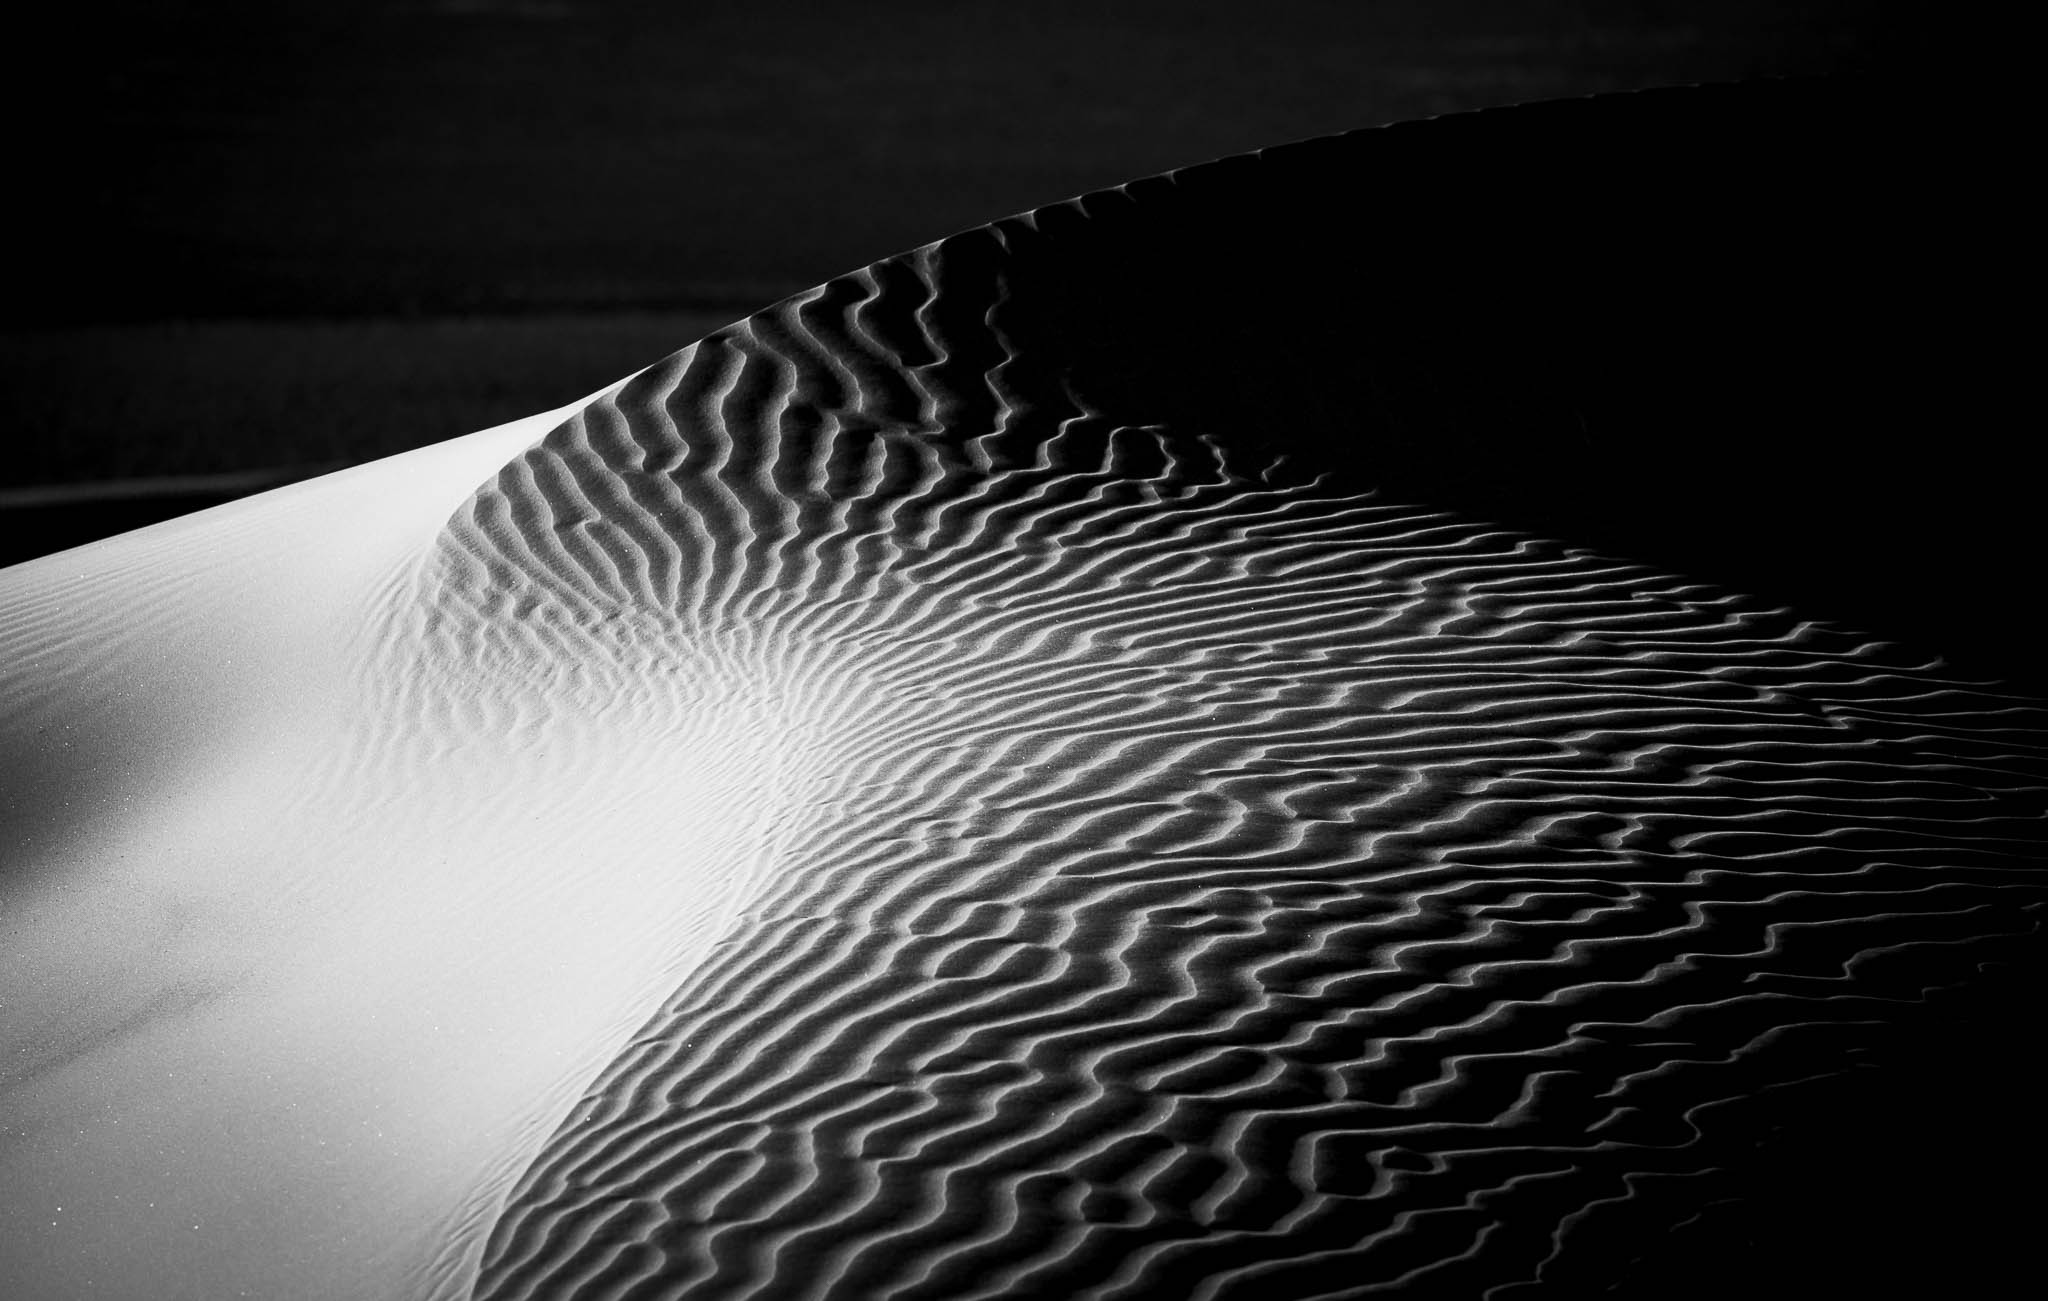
348,83 -> 2048,1299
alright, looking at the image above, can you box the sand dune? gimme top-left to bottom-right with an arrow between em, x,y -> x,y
0,390 -> 716,1300
4,79 -> 2042,1299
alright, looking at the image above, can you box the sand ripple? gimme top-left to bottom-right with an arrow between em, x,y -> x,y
329,80 -> 2048,1300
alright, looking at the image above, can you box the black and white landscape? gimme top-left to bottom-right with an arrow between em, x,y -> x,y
2,30 -> 2040,1301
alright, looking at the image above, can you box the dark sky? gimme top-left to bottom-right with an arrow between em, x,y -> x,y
16,0 -> 1905,323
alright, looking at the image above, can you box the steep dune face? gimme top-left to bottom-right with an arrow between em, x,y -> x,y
2,79 -> 2040,1301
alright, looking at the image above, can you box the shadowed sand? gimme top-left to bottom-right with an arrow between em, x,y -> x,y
3,79 -> 2042,1299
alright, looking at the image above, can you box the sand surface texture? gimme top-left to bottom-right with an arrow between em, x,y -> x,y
4,79 -> 2042,1299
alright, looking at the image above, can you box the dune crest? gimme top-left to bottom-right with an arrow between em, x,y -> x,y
3,79 -> 2041,1300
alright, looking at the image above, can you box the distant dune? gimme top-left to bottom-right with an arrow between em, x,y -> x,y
2,79 -> 2041,1300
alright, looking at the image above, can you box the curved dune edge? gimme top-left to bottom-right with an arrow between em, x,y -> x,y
3,78 -> 2043,1301
0,386 -> 670,1301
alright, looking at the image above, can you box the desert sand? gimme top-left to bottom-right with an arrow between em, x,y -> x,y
0,382 -> 762,1300
3,79 -> 2043,1300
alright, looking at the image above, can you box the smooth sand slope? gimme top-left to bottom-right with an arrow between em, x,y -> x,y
0,386 -> 774,1300
4,79 -> 2043,1299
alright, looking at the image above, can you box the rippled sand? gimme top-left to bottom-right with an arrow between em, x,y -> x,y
3,80 -> 2041,1299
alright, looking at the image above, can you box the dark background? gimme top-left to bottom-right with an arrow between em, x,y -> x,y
1,0 -> 1910,558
